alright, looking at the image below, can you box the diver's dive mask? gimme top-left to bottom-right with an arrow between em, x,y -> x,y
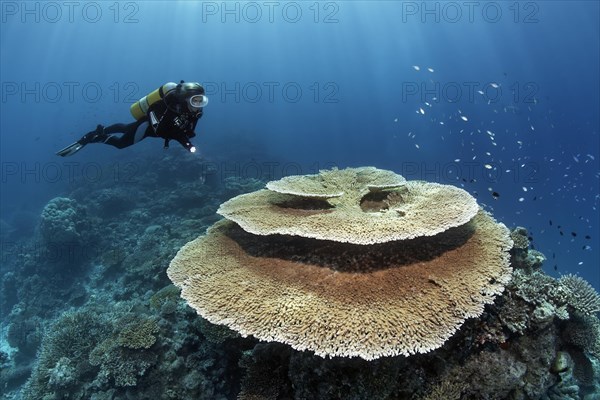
188,94 -> 209,112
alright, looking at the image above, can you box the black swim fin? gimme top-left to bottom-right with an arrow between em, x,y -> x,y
56,141 -> 84,157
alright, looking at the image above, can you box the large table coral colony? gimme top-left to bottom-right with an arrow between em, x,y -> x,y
168,167 -> 514,360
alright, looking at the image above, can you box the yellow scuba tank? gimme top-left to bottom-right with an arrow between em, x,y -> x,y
130,82 -> 177,120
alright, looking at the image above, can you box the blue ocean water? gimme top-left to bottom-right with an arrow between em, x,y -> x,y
0,2 -> 599,398
2,1 -> 597,286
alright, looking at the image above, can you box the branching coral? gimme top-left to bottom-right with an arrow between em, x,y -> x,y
510,227 -> 531,250
149,284 -> 181,310
89,337 -> 157,387
563,315 -> 600,359
117,316 -> 159,350
88,315 -> 159,387
559,274 -> 600,316
420,381 -> 465,400
197,318 -> 239,345
21,310 -> 108,399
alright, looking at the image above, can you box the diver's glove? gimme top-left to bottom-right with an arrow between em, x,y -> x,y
183,140 -> 197,153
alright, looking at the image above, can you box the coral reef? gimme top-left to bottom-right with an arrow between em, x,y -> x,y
2,158 -> 266,399
169,168 -> 514,360
92,187 -> 136,217
116,315 -> 159,350
288,351 -> 402,400
88,335 -> 158,387
20,300 -> 242,398
149,284 -> 182,313
39,197 -> 89,246
560,274 -> 600,316
21,310 -> 108,398
2,161 -> 599,400
237,343 -> 292,400
563,315 -> 600,358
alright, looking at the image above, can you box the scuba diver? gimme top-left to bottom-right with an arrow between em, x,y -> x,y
57,81 -> 208,156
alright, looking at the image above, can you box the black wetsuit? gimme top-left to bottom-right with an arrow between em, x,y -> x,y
98,98 -> 202,151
